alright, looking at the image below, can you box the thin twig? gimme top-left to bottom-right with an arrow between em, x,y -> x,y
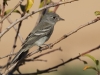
0,53 -> 17,59
25,59 -> 47,62
0,0 -> 6,33
7,17 -> 24,43
9,14 -> 23,54
0,0 -> 24,23
12,14 -> 25,50
53,0 -> 62,13
2,62 -> 18,75
0,0 -> 78,38
26,47 -> 62,58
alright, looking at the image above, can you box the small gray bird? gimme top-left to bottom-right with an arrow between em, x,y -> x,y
11,11 -> 64,64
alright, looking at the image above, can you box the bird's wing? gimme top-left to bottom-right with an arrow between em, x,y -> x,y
22,22 -> 53,46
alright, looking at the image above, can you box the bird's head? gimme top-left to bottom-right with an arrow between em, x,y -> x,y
44,12 -> 64,24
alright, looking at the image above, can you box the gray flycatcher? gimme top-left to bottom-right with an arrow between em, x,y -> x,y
11,11 -> 64,64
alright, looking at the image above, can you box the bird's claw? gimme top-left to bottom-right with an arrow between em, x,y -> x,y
48,43 -> 53,49
38,43 -> 53,52
38,46 -> 43,52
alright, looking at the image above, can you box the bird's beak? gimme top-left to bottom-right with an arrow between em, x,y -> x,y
59,17 -> 64,21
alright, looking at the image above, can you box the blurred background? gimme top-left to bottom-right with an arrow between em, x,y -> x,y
0,0 -> 100,75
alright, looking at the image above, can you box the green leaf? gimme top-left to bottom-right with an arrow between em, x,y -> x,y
4,9 -> 21,16
25,0 -> 34,12
39,0 -> 51,8
83,60 -> 88,64
96,60 -> 99,66
83,66 -> 97,71
94,11 -> 100,16
20,0 -> 34,13
84,54 -> 97,65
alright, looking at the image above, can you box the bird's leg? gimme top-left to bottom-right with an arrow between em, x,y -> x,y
42,44 -> 52,49
38,44 -> 53,52
38,44 -> 49,51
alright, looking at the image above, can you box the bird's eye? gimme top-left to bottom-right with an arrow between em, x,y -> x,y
52,16 -> 56,19
51,16 -> 56,20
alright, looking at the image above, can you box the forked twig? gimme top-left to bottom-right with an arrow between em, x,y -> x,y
0,0 -> 24,23
7,17 -> 24,43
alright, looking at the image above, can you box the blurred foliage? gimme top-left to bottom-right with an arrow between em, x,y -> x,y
42,66 -> 97,75
95,11 -> 100,16
20,0 -> 34,13
83,54 -> 100,74
39,0 -> 51,8
4,9 -> 21,16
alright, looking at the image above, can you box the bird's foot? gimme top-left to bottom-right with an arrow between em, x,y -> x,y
38,44 -> 53,52
43,44 -> 53,49
48,43 -> 53,49
38,46 -> 43,52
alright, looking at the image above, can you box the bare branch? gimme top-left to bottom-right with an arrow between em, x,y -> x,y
0,0 -> 6,33
2,62 -> 18,75
8,14 -> 25,64
26,47 -> 62,58
25,59 -> 47,62
0,53 -> 16,59
7,17 -> 24,43
0,0 -> 24,23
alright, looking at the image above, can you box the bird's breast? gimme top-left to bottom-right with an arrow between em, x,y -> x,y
34,36 -> 48,46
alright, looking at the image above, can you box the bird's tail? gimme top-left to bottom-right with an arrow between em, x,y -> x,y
11,45 -> 29,64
